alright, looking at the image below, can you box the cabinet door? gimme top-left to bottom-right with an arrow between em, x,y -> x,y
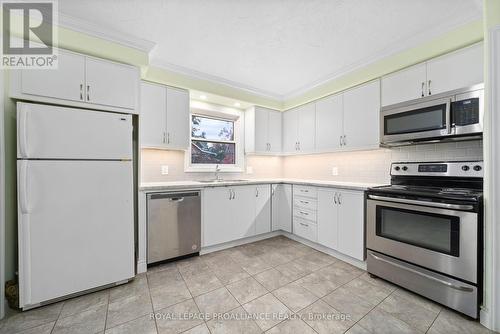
21,50 -> 85,103
85,57 -> 138,110
426,43 -> 483,96
272,184 -> 292,232
166,87 -> 190,150
343,80 -> 380,150
381,63 -> 427,106
203,187 -> 233,246
317,189 -> 339,250
140,82 -> 167,148
337,191 -> 364,261
282,109 -> 299,153
255,185 -> 271,235
232,186 -> 256,239
315,94 -> 343,151
254,107 -> 270,152
268,110 -> 282,153
297,103 -> 316,152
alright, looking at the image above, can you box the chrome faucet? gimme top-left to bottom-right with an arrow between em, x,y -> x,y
215,164 -> 222,181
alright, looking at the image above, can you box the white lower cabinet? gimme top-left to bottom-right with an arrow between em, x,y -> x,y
293,218 -> 318,242
271,184 -> 292,232
203,185 -> 271,246
317,188 -> 365,261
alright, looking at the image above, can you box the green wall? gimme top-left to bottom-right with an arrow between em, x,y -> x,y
1,14 -> 489,283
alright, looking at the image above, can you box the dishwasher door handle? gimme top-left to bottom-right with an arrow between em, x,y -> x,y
168,197 -> 184,202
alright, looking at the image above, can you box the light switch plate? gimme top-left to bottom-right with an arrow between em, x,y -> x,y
246,166 -> 254,174
331,167 -> 338,176
161,165 -> 169,175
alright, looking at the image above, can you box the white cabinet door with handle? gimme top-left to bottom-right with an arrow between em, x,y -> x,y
21,50 -> 85,103
297,103 -> 316,152
255,185 -> 271,235
315,93 -> 343,151
203,187 -> 234,247
268,110 -> 282,153
166,86 -> 190,150
337,190 -> 365,261
271,184 -> 292,232
381,63 -> 427,106
140,82 -> 167,148
85,57 -> 138,110
282,108 -> 299,153
317,189 -> 339,250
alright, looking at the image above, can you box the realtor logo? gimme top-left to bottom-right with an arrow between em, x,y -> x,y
1,0 -> 58,68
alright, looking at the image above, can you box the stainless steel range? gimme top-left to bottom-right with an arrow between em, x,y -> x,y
366,161 -> 483,318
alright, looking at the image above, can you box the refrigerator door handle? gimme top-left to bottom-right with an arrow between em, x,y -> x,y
18,106 -> 29,158
19,160 -> 30,214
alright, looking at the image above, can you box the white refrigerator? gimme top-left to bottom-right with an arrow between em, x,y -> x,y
17,102 -> 135,309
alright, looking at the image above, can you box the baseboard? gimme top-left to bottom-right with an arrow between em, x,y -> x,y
137,260 -> 147,274
284,232 -> 367,270
200,231 -> 282,254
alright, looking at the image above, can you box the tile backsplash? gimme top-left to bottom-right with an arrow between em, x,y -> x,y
141,140 -> 483,184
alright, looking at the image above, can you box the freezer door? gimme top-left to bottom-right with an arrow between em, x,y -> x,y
17,160 -> 134,307
17,102 -> 132,160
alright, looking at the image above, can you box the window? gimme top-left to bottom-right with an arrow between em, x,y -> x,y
191,115 -> 235,164
185,101 -> 244,172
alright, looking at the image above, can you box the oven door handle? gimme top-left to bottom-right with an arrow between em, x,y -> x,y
367,194 -> 474,210
369,252 -> 474,292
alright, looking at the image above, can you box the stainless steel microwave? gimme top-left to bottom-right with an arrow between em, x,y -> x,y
380,84 -> 483,146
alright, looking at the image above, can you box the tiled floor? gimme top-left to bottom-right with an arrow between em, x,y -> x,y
0,236 -> 493,334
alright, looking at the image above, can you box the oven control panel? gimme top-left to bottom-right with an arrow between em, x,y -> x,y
391,161 -> 483,177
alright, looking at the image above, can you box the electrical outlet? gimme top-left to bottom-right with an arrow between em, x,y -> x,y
161,165 -> 169,175
246,166 -> 254,174
331,167 -> 339,176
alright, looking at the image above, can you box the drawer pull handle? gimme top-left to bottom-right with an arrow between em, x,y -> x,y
299,211 -> 309,215
300,200 -> 309,204
299,222 -> 309,227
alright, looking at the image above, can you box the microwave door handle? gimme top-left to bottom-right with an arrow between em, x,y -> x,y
367,194 -> 473,210
446,99 -> 452,134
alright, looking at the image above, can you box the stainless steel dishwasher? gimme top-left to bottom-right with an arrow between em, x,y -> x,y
147,191 -> 201,264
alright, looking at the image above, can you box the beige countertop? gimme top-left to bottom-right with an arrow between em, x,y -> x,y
140,178 -> 386,192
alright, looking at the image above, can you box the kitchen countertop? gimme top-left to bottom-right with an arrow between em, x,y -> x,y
140,178 -> 386,192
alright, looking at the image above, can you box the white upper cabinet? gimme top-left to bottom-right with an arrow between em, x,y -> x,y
315,94 -> 343,151
245,106 -> 281,154
140,82 -> 167,148
343,80 -> 380,149
297,103 -> 316,152
381,63 -> 427,106
139,82 -> 190,150
166,86 -> 190,150
85,57 -> 138,110
21,50 -> 85,103
13,48 -> 140,113
382,43 -> 483,106
426,43 -> 483,96
282,108 -> 299,153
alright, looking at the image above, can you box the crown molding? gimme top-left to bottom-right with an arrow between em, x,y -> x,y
58,13 -> 156,53
150,57 -> 284,101
282,15 -> 483,101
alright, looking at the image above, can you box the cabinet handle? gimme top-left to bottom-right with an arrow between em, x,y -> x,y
271,187 -> 275,196
255,188 -> 259,197
80,84 -> 83,100
299,222 -> 309,227
299,211 -> 309,215
334,193 -> 338,204
301,189 -> 309,193
421,82 -> 425,97
167,132 -> 170,144
162,132 -> 166,143
232,189 -> 236,200
300,200 -> 309,204
343,135 -> 347,146
298,142 -> 300,150
338,193 -> 342,204
340,135 -> 343,147
428,80 -> 432,95
86,85 -> 90,101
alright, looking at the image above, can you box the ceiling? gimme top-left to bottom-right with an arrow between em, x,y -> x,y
59,0 -> 483,100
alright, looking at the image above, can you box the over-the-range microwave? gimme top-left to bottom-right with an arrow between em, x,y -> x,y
380,84 -> 483,146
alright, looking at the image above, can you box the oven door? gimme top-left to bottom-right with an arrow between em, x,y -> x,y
381,96 -> 452,145
366,196 -> 478,283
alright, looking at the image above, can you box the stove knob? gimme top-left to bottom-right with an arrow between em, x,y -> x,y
394,166 -> 400,171
402,166 -> 408,171
473,165 -> 482,171
462,165 -> 470,171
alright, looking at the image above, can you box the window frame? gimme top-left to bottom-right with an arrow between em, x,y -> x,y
185,102 -> 245,173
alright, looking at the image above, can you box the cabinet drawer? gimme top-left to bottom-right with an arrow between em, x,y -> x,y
293,208 -> 317,223
293,218 -> 317,242
293,197 -> 317,211
293,185 -> 317,199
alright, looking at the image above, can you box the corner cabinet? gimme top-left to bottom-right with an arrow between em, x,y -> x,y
245,106 -> 282,154
382,42 -> 483,107
203,185 -> 271,247
317,188 -> 365,261
140,82 -> 190,150
11,48 -> 140,113
271,184 -> 292,233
